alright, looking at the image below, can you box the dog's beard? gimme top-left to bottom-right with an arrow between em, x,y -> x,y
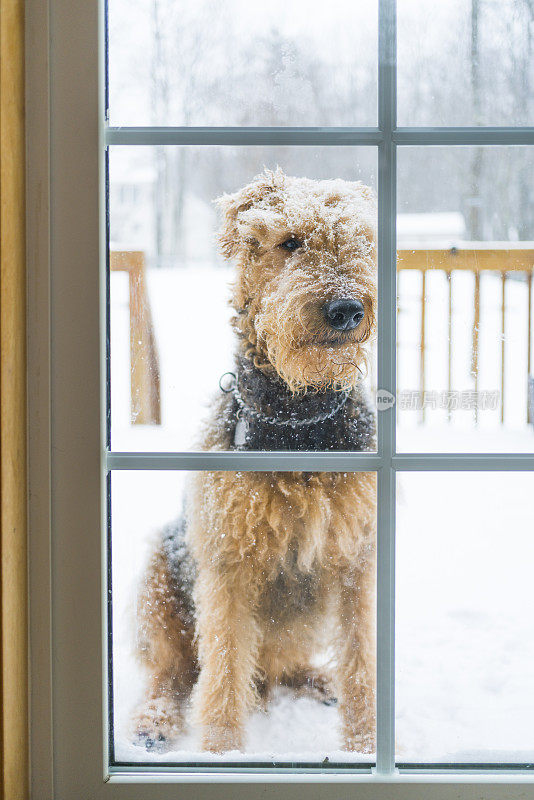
253,279 -> 374,392
258,334 -> 369,393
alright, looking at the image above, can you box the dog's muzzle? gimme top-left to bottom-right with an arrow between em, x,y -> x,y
322,298 -> 365,332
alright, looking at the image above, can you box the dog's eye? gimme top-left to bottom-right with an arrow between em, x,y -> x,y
279,237 -> 302,252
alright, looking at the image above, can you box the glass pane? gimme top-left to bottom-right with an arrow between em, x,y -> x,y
110,470 -> 377,765
108,0 -> 378,126
109,146 -> 378,452
397,146 -> 534,453
398,0 -> 534,126
396,472 -> 534,764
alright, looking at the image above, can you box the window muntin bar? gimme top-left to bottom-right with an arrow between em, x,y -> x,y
106,452 -> 534,472
105,127 -> 534,147
394,129 -> 534,145
105,128 -> 384,146
376,0 -> 397,775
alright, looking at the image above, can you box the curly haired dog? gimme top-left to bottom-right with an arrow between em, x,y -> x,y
132,169 -> 377,755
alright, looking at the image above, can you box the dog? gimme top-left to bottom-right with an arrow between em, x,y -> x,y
132,168 -> 377,755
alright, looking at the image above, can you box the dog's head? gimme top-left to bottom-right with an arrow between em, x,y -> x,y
217,168 -> 377,393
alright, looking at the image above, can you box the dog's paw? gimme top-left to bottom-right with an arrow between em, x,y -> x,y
201,723 -> 243,754
282,669 -> 338,706
305,673 -> 338,706
321,694 -> 338,707
135,729 -> 169,753
131,696 -> 183,753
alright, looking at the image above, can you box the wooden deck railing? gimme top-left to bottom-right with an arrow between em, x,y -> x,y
110,245 -> 534,428
397,245 -> 534,424
110,251 -> 161,425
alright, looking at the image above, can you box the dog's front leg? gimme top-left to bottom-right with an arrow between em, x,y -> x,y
192,561 -> 260,753
336,554 -> 376,754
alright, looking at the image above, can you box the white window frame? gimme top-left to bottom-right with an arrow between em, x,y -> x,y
27,0 -> 534,796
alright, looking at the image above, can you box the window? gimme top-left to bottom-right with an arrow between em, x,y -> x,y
28,0 -> 534,796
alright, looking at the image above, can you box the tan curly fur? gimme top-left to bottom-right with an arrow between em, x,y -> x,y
132,169 -> 377,756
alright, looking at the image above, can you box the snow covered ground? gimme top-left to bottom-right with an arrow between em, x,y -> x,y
110,266 -> 534,765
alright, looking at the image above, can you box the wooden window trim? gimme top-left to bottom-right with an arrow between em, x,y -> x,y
0,0 -> 29,796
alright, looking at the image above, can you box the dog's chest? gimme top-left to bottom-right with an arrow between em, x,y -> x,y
250,470 -> 371,569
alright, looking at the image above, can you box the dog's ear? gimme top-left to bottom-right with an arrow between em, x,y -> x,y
215,190 -> 255,259
215,170 -> 285,259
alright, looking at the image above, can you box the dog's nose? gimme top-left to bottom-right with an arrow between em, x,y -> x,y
323,298 -> 365,331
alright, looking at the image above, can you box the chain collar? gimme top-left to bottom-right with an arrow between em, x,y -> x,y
219,372 -> 350,429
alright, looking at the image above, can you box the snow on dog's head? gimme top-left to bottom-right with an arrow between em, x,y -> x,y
217,168 -> 377,393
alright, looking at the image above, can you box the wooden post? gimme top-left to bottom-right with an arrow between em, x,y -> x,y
420,270 -> 426,424
501,272 -> 506,425
396,269 -> 401,426
528,271 -> 532,424
447,270 -> 453,423
472,271 -> 480,425
110,251 -> 161,425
